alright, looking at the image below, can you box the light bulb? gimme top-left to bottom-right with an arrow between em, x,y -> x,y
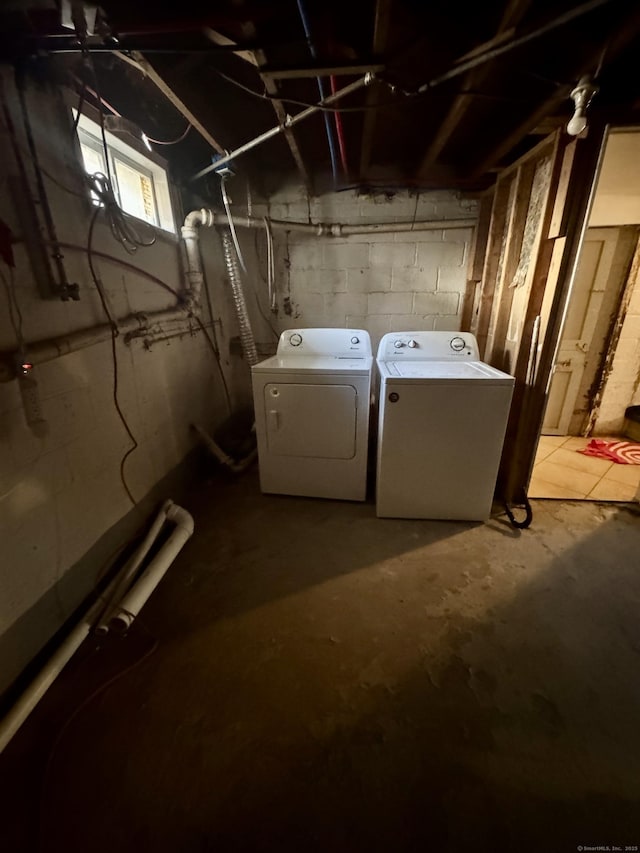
567,110 -> 587,136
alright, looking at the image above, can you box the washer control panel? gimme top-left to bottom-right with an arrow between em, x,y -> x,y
277,328 -> 372,357
377,331 -> 480,360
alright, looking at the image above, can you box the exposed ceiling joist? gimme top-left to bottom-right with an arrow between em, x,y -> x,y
418,0 -> 532,174
212,23 -> 312,191
114,50 -> 225,155
358,0 -> 392,180
203,27 -> 258,65
472,4 -> 640,177
260,63 -> 384,81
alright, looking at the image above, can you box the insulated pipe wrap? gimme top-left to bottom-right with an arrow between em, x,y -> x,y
220,229 -> 259,367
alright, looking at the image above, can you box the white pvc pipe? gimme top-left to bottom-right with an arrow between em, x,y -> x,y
192,422 -> 258,473
0,615 -> 92,754
107,502 -> 194,634
183,209 -> 474,237
0,500 -> 193,754
95,500 -> 174,634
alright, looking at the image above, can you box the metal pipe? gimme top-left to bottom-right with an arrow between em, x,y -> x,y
191,75 -> 371,182
107,502 -> 194,633
296,0 -> 339,184
418,0 -> 614,93
0,306 -> 189,381
182,208 -> 474,236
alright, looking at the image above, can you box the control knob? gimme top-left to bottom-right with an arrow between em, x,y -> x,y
350,336 -> 360,344
393,340 -> 405,348
290,333 -> 303,347
407,339 -> 418,348
450,336 -> 466,352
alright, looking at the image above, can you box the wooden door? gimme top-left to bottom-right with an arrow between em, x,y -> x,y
543,227 -> 638,435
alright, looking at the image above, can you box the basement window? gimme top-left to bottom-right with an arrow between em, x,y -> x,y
75,112 -> 175,234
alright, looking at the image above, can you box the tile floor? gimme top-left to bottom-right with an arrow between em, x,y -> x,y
530,434 -> 640,501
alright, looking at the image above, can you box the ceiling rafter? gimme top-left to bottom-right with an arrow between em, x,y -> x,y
358,0 -> 392,181
418,0 -> 532,175
471,3 -> 640,178
208,23 -> 312,192
114,50 -> 225,155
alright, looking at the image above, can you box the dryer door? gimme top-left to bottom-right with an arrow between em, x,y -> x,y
264,383 -> 357,459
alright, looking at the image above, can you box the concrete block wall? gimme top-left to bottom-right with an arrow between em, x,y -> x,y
594,258 -> 640,435
250,187 -> 478,349
0,73 -> 241,692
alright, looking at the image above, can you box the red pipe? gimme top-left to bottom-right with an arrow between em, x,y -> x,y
330,76 -> 349,180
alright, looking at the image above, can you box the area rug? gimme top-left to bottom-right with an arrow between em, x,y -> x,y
578,439 -> 640,465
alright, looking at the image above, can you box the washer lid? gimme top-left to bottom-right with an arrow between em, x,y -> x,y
381,360 -> 513,381
253,354 -> 373,375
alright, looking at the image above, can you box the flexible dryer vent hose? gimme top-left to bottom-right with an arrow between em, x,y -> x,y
220,228 -> 259,367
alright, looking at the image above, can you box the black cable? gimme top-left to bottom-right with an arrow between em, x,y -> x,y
87,172 -> 156,254
212,68 -> 404,112
71,80 -> 85,137
87,207 -> 139,508
88,59 -> 113,187
1,266 -> 25,349
146,124 -> 191,145
212,68 -> 540,112
192,314 -> 232,414
504,492 -> 533,529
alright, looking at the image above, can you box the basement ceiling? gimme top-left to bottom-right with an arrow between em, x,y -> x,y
2,0 -> 640,195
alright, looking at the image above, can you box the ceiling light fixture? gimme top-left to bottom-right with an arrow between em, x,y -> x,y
567,75 -> 599,136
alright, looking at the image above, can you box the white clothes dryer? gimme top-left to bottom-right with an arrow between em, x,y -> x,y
252,328 -> 373,501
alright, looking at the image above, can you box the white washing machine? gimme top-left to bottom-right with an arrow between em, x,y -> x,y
376,331 -> 514,520
252,328 -> 373,501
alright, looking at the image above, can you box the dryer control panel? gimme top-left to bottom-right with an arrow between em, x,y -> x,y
377,331 -> 480,361
277,328 -> 372,358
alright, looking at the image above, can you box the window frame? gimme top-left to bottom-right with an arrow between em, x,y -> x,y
73,104 -> 176,235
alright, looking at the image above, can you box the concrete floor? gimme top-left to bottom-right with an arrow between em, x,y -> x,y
2,473 -> 640,852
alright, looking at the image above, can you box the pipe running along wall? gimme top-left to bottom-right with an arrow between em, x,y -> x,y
0,500 -> 194,753
0,208 -> 475,378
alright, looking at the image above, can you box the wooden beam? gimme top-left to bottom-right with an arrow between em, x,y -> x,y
252,52 -> 312,191
229,21 -> 312,190
418,0 -> 531,174
114,51 -> 225,155
473,5 -> 640,178
203,27 -> 258,65
358,0 -> 392,180
260,63 -> 384,81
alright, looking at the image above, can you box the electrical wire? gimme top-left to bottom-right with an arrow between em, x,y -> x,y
71,80 -> 86,137
87,206 -> 139,508
87,172 -> 156,254
88,60 -> 113,187
72,76 -> 192,145
211,67 -> 536,112
192,313 -> 232,413
1,266 -> 25,350
146,124 -> 191,146
212,67 -> 404,112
